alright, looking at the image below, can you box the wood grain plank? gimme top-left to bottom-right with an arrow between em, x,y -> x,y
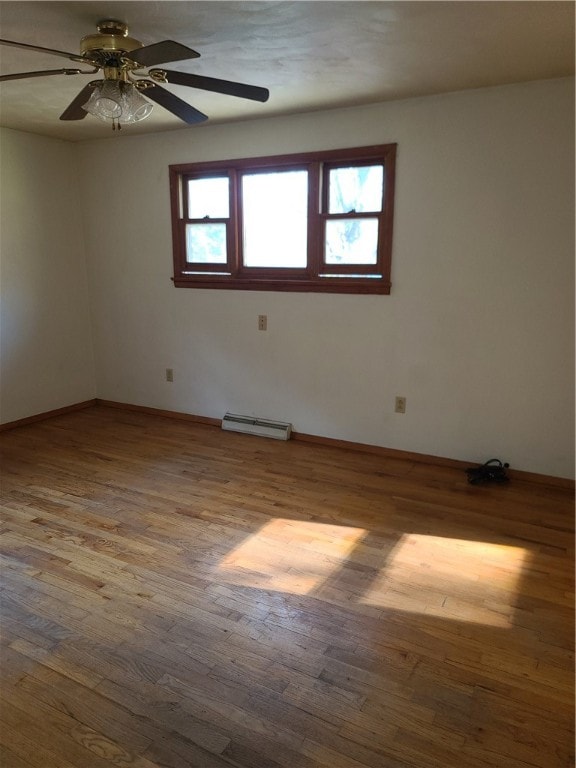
0,405 -> 573,768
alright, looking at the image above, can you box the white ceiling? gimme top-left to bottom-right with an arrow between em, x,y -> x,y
0,1 -> 573,142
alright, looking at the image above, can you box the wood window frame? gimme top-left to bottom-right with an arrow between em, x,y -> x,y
169,143 -> 396,294
179,172 -> 235,274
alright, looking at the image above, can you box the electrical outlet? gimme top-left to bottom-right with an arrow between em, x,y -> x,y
395,396 -> 406,414
258,314 -> 267,331
166,368 -> 174,382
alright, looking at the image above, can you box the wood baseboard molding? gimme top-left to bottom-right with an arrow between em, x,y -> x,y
291,429 -> 470,468
2,398 -> 572,491
93,400 -> 574,491
0,399 -> 97,432
291,430 -> 574,491
95,399 -> 221,428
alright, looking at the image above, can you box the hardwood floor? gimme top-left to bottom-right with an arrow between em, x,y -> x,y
0,405 -> 573,768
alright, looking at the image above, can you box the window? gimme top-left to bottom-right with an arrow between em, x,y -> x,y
169,144 -> 396,293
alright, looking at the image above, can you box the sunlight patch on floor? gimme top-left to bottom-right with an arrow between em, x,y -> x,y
217,522 -> 527,627
216,518 -> 367,595
358,534 -> 528,627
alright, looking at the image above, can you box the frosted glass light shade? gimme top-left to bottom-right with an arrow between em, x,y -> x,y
83,81 -> 153,124
122,84 -> 154,122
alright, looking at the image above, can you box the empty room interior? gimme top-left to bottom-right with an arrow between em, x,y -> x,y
0,2 -> 574,767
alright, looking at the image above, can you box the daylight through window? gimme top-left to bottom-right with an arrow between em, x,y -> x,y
169,144 -> 396,293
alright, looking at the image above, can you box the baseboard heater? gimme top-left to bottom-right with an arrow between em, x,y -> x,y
221,412 -> 292,441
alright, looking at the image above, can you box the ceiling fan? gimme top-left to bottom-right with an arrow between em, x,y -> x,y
0,19 -> 270,129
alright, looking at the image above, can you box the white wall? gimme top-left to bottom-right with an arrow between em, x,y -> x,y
0,128 -> 96,422
4,78 -> 573,479
79,77 -> 574,479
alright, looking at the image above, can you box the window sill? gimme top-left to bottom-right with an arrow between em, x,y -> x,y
172,276 -> 392,294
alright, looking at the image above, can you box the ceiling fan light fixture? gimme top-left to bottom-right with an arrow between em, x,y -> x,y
122,83 -> 154,122
1,20 -> 268,129
83,80 -> 153,126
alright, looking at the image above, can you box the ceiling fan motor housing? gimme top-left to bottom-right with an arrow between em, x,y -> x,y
80,20 -> 143,62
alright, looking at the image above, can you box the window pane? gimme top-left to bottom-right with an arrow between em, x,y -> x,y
328,165 -> 383,214
242,171 -> 308,268
188,177 -> 229,219
325,219 -> 379,265
186,223 -> 227,263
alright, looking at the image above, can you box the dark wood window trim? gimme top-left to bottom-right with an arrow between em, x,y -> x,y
169,144 -> 396,294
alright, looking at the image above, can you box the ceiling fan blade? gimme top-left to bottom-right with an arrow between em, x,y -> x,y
0,68 -> 90,82
145,83 -> 208,124
155,69 -> 269,103
129,41 -> 200,68
60,83 -> 95,121
0,38 -> 93,65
